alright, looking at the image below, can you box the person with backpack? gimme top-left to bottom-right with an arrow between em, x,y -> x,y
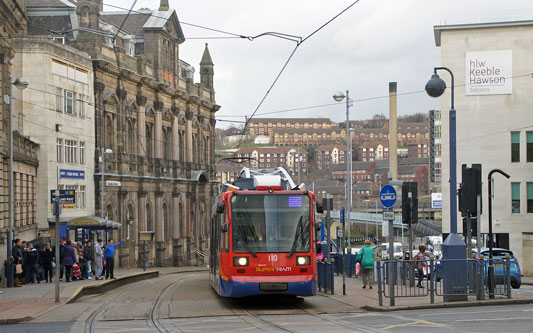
356,240 -> 375,289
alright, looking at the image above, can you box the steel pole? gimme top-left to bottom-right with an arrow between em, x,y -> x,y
54,190 -> 60,302
345,90 -> 351,251
101,148 -> 105,218
297,148 -> 301,184
6,76 -> 14,287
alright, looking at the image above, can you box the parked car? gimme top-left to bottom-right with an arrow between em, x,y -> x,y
434,248 -> 521,289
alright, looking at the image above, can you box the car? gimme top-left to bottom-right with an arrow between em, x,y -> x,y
474,248 -> 522,289
433,248 -> 521,289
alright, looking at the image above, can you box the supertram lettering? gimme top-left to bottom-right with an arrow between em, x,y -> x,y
256,267 -> 275,272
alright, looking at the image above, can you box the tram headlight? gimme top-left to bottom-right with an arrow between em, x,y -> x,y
296,256 -> 310,266
233,256 -> 249,266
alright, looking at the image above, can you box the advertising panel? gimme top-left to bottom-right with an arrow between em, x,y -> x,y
465,50 -> 512,95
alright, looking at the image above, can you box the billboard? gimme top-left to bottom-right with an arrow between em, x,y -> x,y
50,189 -> 76,210
465,50 -> 512,95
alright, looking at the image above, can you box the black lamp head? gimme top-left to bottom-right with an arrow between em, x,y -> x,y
425,73 -> 446,98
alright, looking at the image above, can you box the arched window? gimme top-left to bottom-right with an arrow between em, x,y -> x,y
105,115 -> 114,150
179,131 -> 185,162
146,123 -> 153,158
146,202 -> 153,232
163,203 -> 170,242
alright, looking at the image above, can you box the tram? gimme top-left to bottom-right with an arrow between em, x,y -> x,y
209,167 -> 322,297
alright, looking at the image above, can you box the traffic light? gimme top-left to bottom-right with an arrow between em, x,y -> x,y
401,182 -> 418,225
460,164 -> 482,216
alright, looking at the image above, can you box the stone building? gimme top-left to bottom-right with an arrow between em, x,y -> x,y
435,20 -> 533,273
247,117 -> 335,136
26,0 -> 220,267
314,144 -> 347,172
0,0 -> 40,270
235,147 -> 308,177
12,36 -> 96,239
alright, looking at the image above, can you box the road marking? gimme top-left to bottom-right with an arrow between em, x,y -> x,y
382,318 -> 447,330
454,316 -> 533,322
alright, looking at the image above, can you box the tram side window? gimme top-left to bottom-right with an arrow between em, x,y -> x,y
224,207 -> 229,252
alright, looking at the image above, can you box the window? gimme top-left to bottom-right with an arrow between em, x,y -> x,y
527,132 -> 533,162
78,94 -> 85,118
528,183 -> 533,213
79,142 -> 85,164
512,183 -> 520,214
78,185 -> 86,209
511,132 -> 520,163
56,139 -> 63,162
55,88 -> 63,112
64,91 -> 74,115
65,140 -> 77,163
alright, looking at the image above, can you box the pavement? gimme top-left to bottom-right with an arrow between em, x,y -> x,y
324,271 -> 533,311
0,266 -> 208,324
2,267 -> 532,325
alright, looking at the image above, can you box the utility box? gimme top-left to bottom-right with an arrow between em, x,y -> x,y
442,233 -> 468,301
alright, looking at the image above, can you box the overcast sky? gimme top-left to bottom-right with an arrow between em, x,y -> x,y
111,1 -> 533,128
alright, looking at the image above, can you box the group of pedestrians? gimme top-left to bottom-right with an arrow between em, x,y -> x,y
9,237 -> 122,287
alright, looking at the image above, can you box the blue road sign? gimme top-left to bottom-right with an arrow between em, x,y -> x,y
380,185 -> 397,208
340,207 -> 345,224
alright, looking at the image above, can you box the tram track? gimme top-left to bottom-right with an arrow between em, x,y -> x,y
84,273 -> 195,333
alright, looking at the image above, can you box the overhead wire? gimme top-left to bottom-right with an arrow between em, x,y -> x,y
235,0 -> 362,150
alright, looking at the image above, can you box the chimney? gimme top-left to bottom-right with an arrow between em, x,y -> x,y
389,82 -> 398,180
159,0 -> 169,11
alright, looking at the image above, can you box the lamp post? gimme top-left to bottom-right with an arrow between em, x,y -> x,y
426,67 -> 467,301
290,148 -> 301,185
5,76 -> 28,288
100,148 -> 113,219
333,90 -> 352,250
487,168 -> 510,298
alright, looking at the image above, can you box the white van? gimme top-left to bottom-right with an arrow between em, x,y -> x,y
381,242 -> 403,259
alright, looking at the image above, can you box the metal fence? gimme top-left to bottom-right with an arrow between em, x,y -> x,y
376,257 -> 512,306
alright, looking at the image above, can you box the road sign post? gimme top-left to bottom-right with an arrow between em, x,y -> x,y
380,185 -> 397,307
340,207 -> 346,295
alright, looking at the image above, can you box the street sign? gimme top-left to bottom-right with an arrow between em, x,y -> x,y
337,228 -> 343,239
340,207 -> 345,224
106,180 -> 122,187
380,185 -> 397,208
383,211 -> 395,220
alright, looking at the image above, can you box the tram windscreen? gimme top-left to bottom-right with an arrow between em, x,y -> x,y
231,194 -> 311,253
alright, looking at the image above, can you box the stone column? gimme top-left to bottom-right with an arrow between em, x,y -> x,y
172,192 -> 182,266
155,110 -> 163,159
172,116 -> 179,161
137,96 -> 147,157
155,193 -> 164,266
137,191 -> 147,268
186,110 -> 193,163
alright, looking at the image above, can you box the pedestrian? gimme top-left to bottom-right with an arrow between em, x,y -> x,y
26,243 -> 40,284
41,242 -> 54,283
104,239 -> 122,279
414,244 -> 428,288
61,240 -> 76,282
84,241 -> 93,279
12,239 -> 24,287
22,241 -> 29,284
356,240 -> 375,289
94,238 -> 104,280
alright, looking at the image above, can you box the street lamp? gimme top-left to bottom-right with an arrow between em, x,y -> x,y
426,67 -> 467,301
290,148 -> 301,185
333,90 -> 352,250
5,76 -> 28,288
100,148 -> 113,219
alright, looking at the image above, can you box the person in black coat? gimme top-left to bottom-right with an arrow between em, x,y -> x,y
26,243 -> 40,283
83,241 -> 94,279
41,242 -> 55,283
61,240 -> 76,282
12,239 -> 24,287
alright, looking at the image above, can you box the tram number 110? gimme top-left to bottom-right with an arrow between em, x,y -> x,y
268,254 -> 278,262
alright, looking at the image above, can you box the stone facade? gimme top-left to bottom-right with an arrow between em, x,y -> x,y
0,0 -> 40,271
436,21 -> 533,272
12,37 -> 96,236
25,0 -> 220,268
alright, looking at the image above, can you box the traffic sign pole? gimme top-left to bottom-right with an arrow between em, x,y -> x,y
380,185 -> 397,307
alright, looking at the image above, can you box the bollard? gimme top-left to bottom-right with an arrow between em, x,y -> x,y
430,258 -> 435,304
478,256 -> 485,300
377,259 -> 383,307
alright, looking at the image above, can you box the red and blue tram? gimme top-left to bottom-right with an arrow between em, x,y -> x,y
209,168 -> 321,297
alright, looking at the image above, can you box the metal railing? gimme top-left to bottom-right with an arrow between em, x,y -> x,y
376,257 -> 512,306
